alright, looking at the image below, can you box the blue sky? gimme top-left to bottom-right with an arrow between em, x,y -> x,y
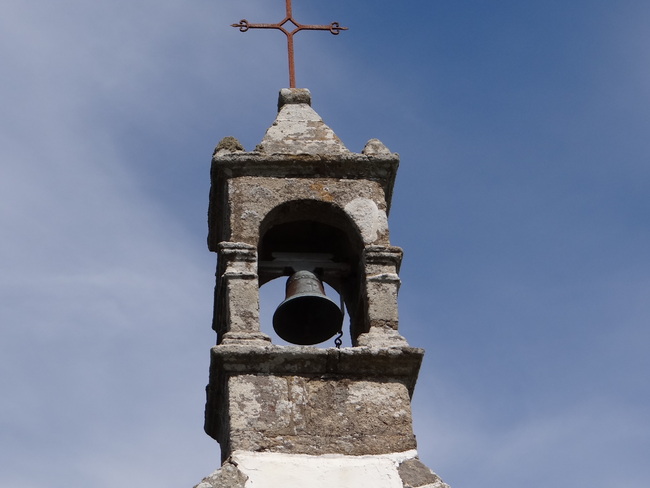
1,1 -> 649,487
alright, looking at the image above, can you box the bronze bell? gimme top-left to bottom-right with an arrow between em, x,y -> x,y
273,270 -> 343,345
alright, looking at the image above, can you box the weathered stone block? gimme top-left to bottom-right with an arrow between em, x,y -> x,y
226,177 -> 389,246
208,153 -> 399,250
212,360 -> 419,456
206,346 -> 424,458
398,458 -> 451,488
304,379 -> 413,437
365,274 -> 401,330
227,375 -> 293,433
193,459 -> 247,488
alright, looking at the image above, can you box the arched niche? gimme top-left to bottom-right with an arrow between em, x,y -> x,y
258,200 -> 366,344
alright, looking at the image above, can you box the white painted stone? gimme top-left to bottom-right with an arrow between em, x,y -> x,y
231,450 -> 419,488
345,198 -> 388,244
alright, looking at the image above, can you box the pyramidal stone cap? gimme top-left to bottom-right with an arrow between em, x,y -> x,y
212,88 -> 396,158
256,88 -> 350,155
208,89 -> 401,251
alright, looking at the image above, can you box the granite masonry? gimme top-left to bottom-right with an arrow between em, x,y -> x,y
194,89 -> 449,488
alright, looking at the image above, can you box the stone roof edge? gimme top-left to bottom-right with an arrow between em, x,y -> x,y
210,152 -> 399,210
212,150 -> 400,164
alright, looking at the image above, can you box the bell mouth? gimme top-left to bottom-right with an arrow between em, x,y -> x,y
273,293 -> 342,345
272,270 -> 343,345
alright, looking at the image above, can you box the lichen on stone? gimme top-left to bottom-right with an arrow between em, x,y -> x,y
193,458 -> 248,488
398,458 -> 450,488
362,138 -> 392,156
214,136 -> 245,155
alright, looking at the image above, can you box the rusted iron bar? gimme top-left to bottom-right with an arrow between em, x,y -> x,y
231,0 -> 347,88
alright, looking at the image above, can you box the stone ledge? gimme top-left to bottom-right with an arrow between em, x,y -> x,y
210,152 -> 399,193
208,344 -> 423,392
227,432 -> 418,458
212,150 -> 399,166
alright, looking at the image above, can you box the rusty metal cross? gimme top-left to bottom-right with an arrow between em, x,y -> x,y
231,0 -> 347,88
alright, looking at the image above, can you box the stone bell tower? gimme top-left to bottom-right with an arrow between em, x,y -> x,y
194,88 -> 449,488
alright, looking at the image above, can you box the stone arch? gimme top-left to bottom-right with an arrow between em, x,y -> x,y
258,199 -> 366,343
221,177 -> 392,249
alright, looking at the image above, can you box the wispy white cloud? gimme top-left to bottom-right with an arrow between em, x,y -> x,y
2,1 -> 649,487
414,379 -> 649,488
0,1 -> 253,486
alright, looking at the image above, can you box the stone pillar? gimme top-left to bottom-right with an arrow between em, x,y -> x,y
214,242 -> 270,344
356,245 -> 408,347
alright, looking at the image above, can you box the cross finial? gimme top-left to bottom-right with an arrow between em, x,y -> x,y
231,0 -> 348,88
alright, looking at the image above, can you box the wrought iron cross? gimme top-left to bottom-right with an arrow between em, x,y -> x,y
232,0 -> 348,88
